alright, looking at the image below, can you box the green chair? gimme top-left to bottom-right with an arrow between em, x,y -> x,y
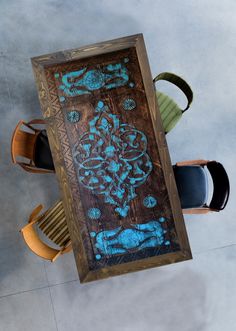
153,72 -> 193,133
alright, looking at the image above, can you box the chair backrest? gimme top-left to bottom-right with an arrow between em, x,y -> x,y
11,119 -> 54,173
38,201 -> 71,248
11,120 -> 37,163
153,72 -> 193,133
20,201 -> 72,262
207,161 -> 230,210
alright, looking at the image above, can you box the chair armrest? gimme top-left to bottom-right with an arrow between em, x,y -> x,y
25,119 -> 46,132
28,119 -> 46,125
176,159 -> 210,167
19,162 -> 55,174
29,204 -> 44,223
182,207 -> 214,214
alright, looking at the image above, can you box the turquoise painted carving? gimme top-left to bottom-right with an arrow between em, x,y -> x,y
88,208 -> 101,220
143,195 -> 157,208
67,110 -> 81,123
58,60 -> 130,97
90,218 -> 170,259
72,101 -> 153,218
59,96 -> 65,102
123,98 -> 136,111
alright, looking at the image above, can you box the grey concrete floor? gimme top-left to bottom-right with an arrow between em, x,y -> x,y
0,1 -> 236,330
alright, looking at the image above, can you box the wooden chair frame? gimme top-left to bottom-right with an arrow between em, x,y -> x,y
11,119 -> 54,174
20,204 -> 72,262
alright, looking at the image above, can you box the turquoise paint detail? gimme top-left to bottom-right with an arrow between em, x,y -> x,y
90,231 -> 96,238
54,73 -> 59,79
129,82 -> 135,88
91,218 -> 168,257
67,110 -> 81,123
143,195 -> 157,208
59,96 -> 65,102
159,217 -> 165,223
88,208 -> 101,220
124,57 -> 129,63
97,100 -> 104,109
72,101 -> 153,218
123,98 -> 136,111
96,254 -> 102,260
58,61 -> 130,97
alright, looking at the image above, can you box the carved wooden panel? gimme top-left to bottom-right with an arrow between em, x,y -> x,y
31,34 -> 192,282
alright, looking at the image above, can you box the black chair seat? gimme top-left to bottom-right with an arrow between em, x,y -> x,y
173,165 -> 208,209
34,130 -> 55,171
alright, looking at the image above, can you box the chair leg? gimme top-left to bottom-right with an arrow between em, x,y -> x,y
51,250 -> 62,262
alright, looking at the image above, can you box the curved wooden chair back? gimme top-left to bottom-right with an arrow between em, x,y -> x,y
153,72 -> 193,133
11,119 -> 54,174
175,159 -> 230,214
20,201 -> 72,262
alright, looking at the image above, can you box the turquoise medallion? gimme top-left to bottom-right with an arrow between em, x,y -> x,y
123,98 -> 136,111
72,100 -> 153,218
143,195 -> 157,208
67,110 -> 81,123
58,59 -> 130,97
88,208 -> 101,220
90,218 -> 170,259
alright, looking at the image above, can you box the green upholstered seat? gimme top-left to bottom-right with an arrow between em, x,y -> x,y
156,91 -> 183,133
153,72 -> 193,133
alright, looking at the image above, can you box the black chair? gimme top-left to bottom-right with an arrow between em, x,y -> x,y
173,159 -> 230,214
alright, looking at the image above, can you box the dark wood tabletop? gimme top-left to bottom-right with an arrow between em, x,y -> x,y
31,34 -> 192,283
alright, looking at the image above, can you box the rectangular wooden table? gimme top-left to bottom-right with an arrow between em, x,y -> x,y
31,34 -> 192,283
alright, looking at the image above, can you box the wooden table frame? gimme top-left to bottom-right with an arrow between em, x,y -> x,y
31,34 -> 192,283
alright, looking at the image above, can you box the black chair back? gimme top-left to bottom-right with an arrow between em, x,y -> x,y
207,161 -> 230,210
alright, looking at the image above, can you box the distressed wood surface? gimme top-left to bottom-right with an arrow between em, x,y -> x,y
31,34 -> 192,283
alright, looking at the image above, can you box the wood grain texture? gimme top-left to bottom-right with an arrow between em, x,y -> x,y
31,34 -> 192,283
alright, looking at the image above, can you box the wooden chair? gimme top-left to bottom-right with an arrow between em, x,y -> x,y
173,159 -> 230,214
153,72 -> 193,134
20,201 -> 72,262
11,119 -> 55,173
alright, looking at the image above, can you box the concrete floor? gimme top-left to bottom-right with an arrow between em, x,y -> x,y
0,1 -> 236,330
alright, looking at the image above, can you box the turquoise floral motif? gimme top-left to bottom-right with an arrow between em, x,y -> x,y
123,98 -> 136,111
88,208 -> 101,220
58,59 -> 130,97
143,195 -> 157,208
90,218 -> 170,259
72,100 -> 153,218
67,110 -> 81,123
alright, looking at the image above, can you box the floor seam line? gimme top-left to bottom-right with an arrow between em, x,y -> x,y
43,262 -> 59,331
0,284 -> 50,300
194,243 -> 236,255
